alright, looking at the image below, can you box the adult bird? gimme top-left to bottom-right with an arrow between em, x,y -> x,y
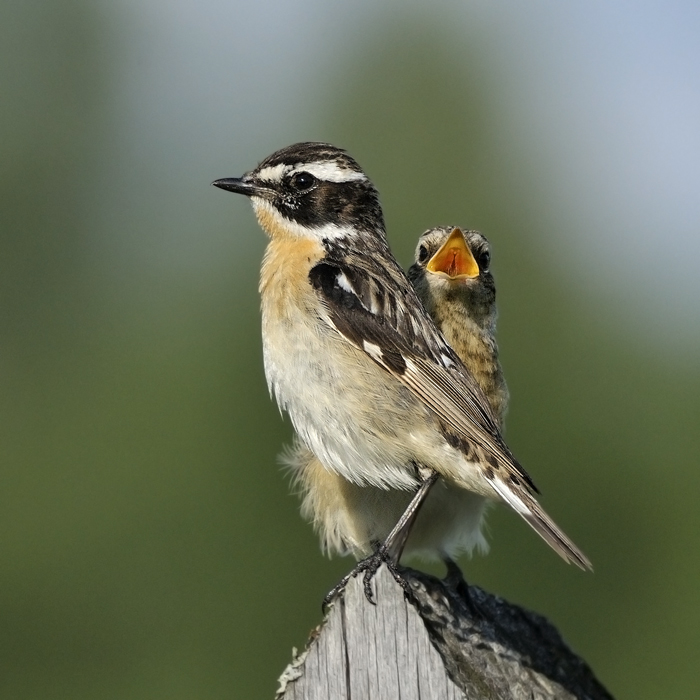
284,227 -> 508,569
213,143 -> 590,600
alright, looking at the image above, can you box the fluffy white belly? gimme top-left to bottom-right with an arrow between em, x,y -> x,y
263,308 -> 433,489
258,239 -> 436,490
288,446 -> 489,561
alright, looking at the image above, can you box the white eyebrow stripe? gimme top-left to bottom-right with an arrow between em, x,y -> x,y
256,164 -> 289,182
291,162 -> 367,183
363,340 -> 383,362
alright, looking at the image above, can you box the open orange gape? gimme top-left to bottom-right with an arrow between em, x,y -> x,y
425,227 -> 480,279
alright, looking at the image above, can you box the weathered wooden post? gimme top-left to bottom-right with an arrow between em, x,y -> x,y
277,566 -> 613,700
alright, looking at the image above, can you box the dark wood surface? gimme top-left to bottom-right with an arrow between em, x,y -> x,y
276,565 -> 613,700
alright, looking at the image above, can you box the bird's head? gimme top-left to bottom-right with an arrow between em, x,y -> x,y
213,142 -> 385,243
408,226 -> 496,321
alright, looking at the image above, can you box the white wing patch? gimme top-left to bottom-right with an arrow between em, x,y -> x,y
369,291 -> 381,315
363,340 -> 384,362
335,271 -> 355,295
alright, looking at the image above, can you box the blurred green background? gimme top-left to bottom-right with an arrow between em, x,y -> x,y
2,1 -> 699,698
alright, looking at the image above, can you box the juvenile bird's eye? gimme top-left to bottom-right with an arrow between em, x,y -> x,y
418,245 -> 429,264
289,171 -> 316,191
477,249 -> 490,272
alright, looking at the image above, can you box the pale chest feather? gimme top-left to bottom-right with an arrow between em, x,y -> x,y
257,238 -> 443,489
259,237 -> 328,403
259,237 -> 323,321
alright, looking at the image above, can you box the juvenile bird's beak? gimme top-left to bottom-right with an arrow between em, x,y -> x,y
426,228 -> 480,279
212,177 -> 265,197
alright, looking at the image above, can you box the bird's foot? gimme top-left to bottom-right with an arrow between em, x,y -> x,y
322,546 -> 412,610
442,556 -> 482,615
360,545 -> 413,604
443,557 -> 466,587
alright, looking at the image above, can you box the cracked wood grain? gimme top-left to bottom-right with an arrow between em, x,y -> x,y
276,565 -> 613,700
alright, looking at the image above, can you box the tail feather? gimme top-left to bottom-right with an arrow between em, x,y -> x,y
489,479 -> 592,571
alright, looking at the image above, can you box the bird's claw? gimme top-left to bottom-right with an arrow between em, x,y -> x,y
322,546 -> 412,610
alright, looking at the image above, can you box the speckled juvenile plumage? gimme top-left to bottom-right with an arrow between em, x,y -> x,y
408,227 -> 509,427
213,143 -> 591,579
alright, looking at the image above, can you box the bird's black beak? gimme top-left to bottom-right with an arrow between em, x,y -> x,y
212,177 -> 261,197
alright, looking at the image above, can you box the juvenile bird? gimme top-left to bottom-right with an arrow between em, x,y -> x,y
283,226 -> 509,565
213,142 -> 591,597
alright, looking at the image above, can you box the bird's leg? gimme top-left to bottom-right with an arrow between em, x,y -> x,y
323,470 -> 439,609
382,469 -> 439,563
360,469 -> 439,602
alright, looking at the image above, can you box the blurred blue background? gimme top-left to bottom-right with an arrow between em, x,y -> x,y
2,1 -> 699,697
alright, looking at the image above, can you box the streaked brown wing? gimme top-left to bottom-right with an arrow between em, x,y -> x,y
309,254 -> 592,571
308,256 -> 537,493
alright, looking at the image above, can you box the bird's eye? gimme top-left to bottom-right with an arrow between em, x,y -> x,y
477,249 -> 490,272
417,245 -> 429,264
289,171 -> 316,192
